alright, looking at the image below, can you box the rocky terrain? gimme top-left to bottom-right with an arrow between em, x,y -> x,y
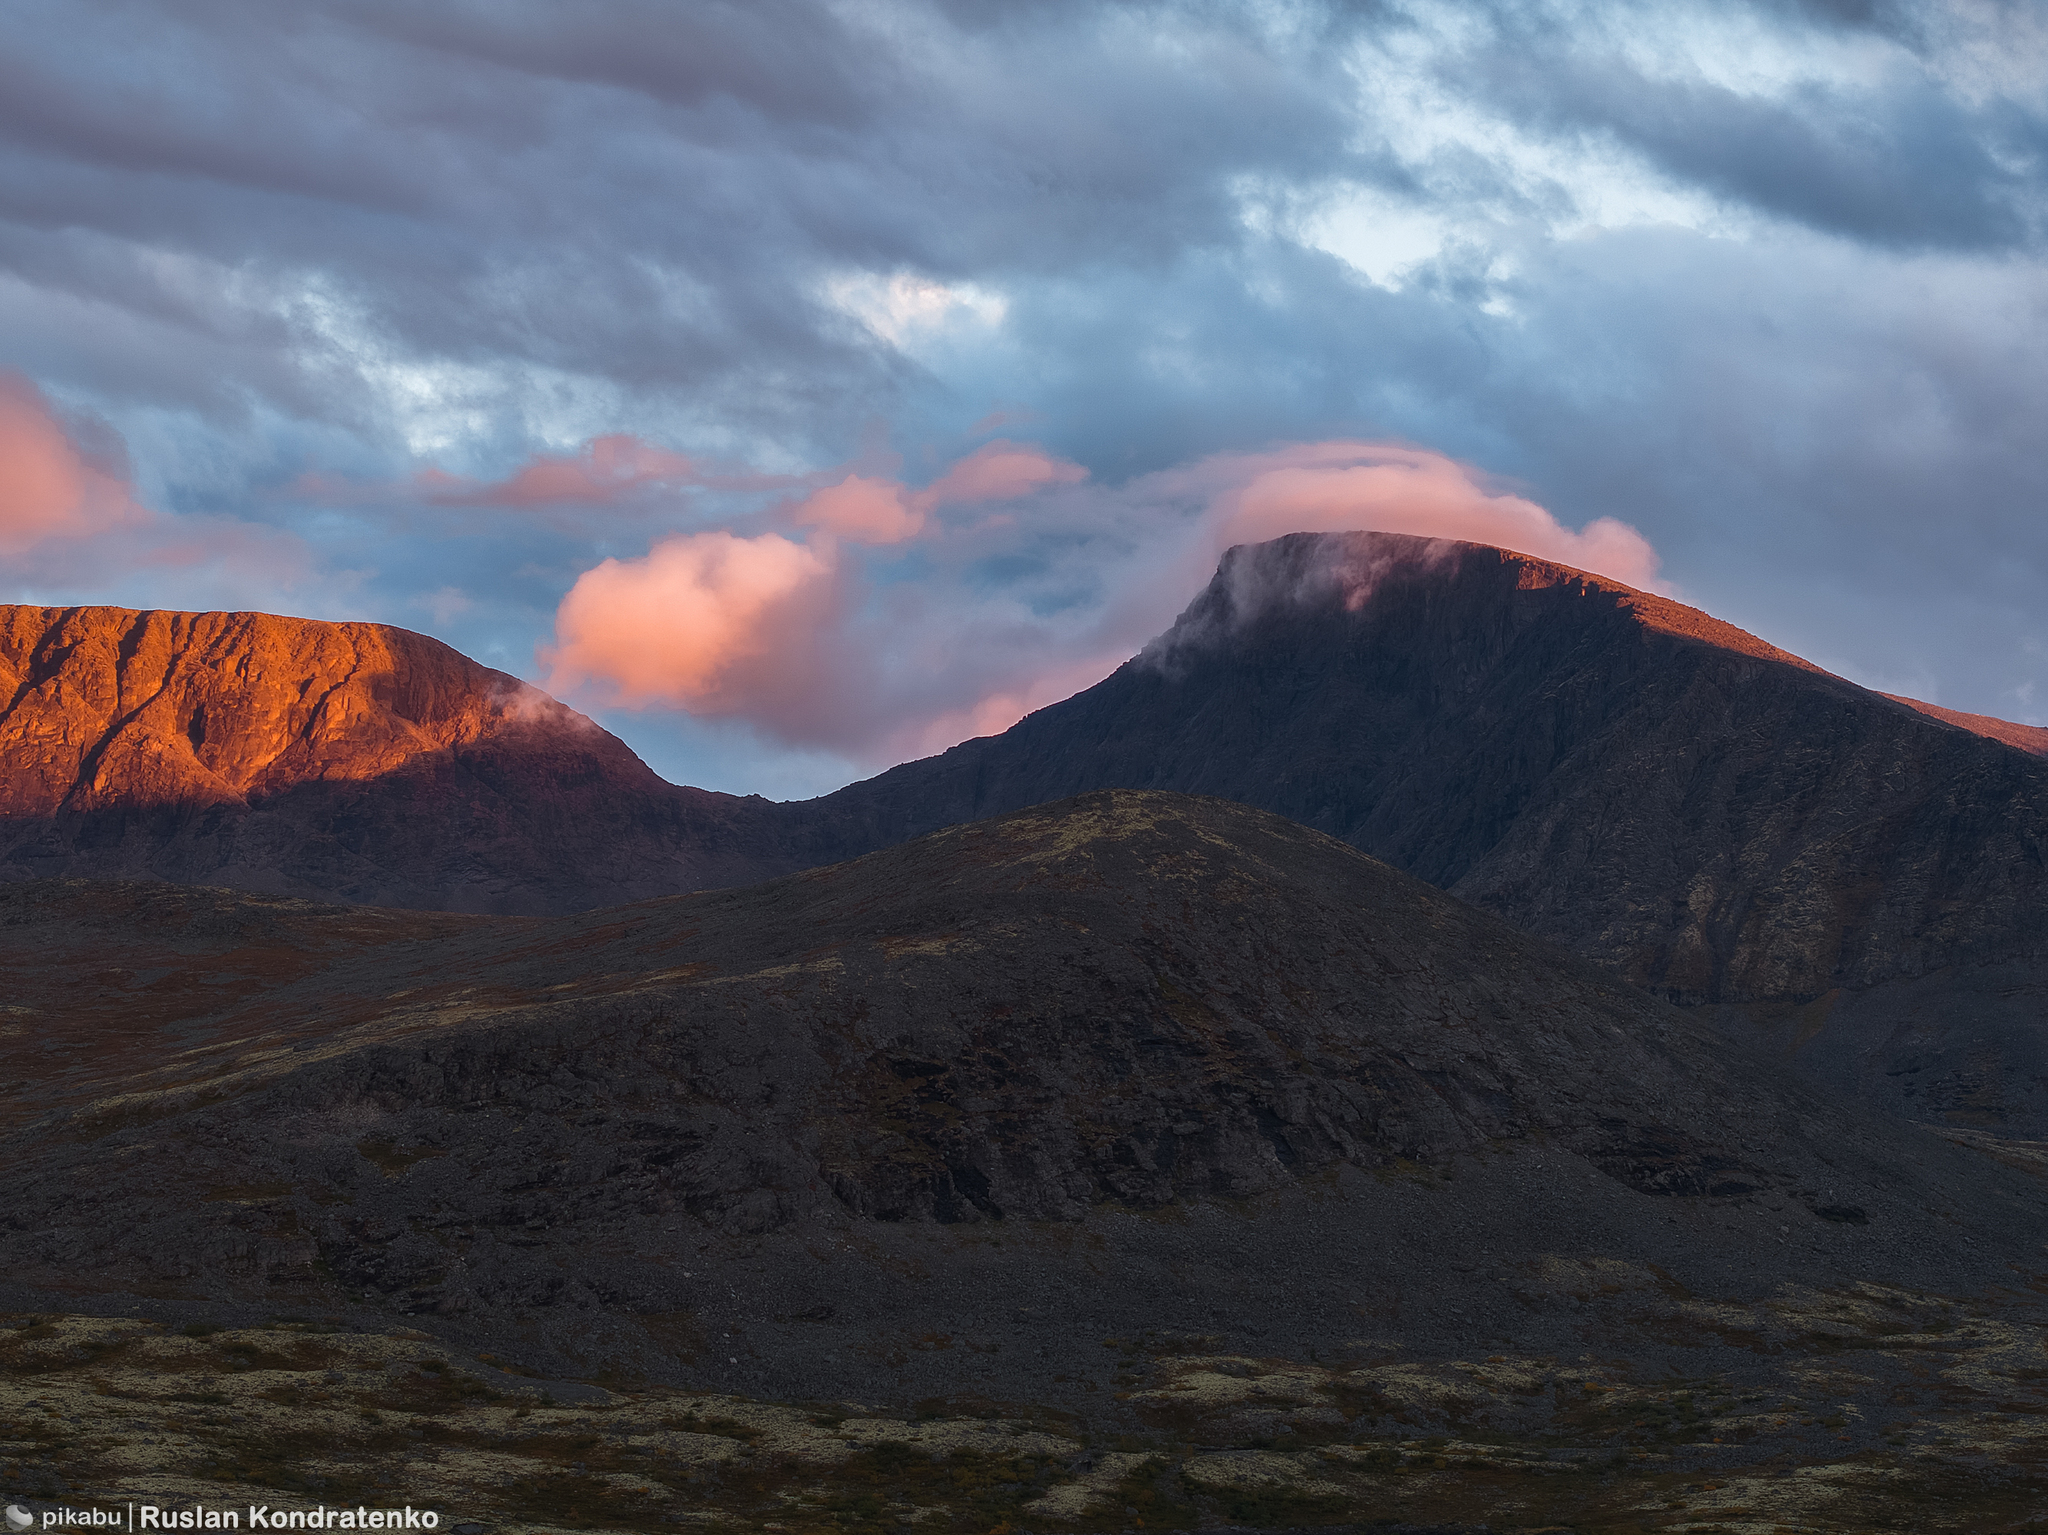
798,533 -> 2048,1141
0,605 -> 793,911
12,537 -> 2048,1017
8,541 -> 2048,1150
5,793 -> 2048,1530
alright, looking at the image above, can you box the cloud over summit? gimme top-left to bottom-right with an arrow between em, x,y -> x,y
531,435 -> 1660,758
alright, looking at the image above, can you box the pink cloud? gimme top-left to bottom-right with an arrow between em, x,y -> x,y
0,373 -> 150,554
794,475 -> 924,543
425,434 -> 702,506
780,442 -> 1086,547
0,374 -> 310,606
920,439 -> 1088,506
782,442 -> 1089,548
538,435 -> 1663,768
1186,442 -> 1663,590
540,531 -> 843,731
537,439 -> 1095,753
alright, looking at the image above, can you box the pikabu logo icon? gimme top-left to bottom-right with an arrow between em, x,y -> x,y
6,1506 -> 33,1531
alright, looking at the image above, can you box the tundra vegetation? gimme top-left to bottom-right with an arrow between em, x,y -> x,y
7,1291 -> 2047,1535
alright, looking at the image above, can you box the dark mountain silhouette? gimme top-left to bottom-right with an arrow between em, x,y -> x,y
4,793 -> 2039,1408
801,533 -> 2048,1012
7,536 -> 2047,1130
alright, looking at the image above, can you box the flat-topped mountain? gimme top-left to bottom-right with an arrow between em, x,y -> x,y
0,603 -> 551,816
0,604 -> 788,910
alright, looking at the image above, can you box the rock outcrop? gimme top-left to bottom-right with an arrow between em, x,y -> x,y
0,605 -> 793,910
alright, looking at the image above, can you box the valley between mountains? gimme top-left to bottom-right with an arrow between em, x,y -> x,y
5,534 -> 2048,1534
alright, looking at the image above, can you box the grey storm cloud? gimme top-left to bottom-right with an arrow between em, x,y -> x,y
1461,40 -> 2041,250
1,0 -> 2045,794
0,0 -> 1369,442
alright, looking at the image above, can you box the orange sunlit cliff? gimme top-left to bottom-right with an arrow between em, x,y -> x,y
0,606 -> 595,816
0,604 -> 791,910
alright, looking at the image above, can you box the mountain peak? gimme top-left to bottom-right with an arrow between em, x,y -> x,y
808,530 -> 2048,1006
1148,530 -> 1829,681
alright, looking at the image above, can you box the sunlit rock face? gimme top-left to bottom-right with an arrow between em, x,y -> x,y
0,605 -> 790,910
0,606 -> 576,814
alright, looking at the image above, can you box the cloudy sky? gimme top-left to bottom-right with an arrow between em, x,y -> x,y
3,0 -> 2044,797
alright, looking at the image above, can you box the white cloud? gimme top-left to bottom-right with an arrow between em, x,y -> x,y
822,272 -> 1009,348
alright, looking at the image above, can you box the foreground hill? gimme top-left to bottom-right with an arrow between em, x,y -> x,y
4,794 -> 2046,1527
0,795 -> 2034,1353
3,790 -> 1880,1235
0,604 -> 790,909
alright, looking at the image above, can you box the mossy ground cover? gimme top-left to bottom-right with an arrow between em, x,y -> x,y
5,1289 -> 2048,1534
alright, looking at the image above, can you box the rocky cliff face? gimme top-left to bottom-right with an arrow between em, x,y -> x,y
0,605 -> 794,910
0,604 -> 550,815
804,533 -> 2048,1006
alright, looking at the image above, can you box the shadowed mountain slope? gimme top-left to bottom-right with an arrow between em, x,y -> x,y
0,604 -> 792,910
3,793 -> 2042,1420
801,533 -> 2048,1008
5,539 -> 2047,1031
1884,691 -> 2048,757
0,790 -> 1826,1220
